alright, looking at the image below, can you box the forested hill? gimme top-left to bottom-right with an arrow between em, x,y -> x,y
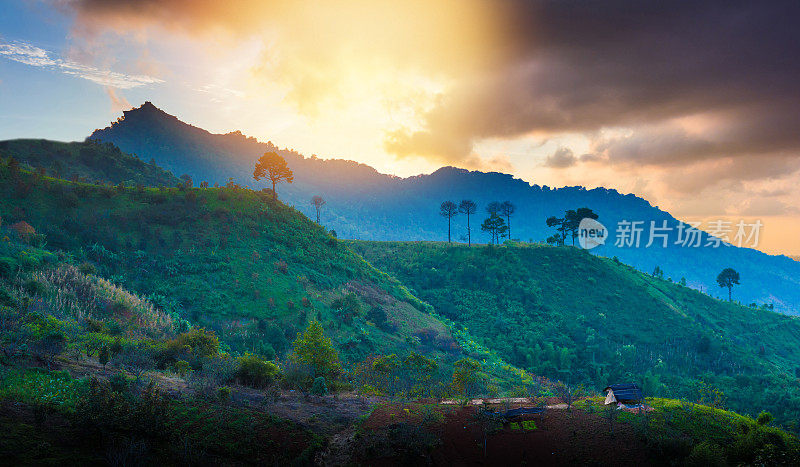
88,102 -> 800,314
0,163 -> 485,378
351,240 -> 800,427
0,138 -> 179,187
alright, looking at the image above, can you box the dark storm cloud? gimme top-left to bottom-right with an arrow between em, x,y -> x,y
543,147 -> 576,168
387,0 -> 800,166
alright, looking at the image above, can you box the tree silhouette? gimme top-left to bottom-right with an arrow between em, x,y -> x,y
311,195 -> 326,223
459,200 -> 477,246
253,151 -> 294,200
546,208 -> 598,246
716,268 -> 740,302
486,201 -> 502,217
440,201 -> 459,243
546,216 -> 567,245
564,208 -> 599,245
481,214 -> 508,244
500,201 -> 516,240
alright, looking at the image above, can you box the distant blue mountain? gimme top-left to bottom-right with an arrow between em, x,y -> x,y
90,102 -> 800,314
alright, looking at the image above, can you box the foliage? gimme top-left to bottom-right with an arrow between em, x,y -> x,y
685,441 -> 726,467
310,376 -> 328,396
236,353 -> 281,388
0,167 -> 457,368
480,214 -> 508,244
0,139 -> 179,186
716,267 -> 740,301
253,151 -> 293,200
452,358 -> 483,397
352,241 -> 800,427
290,320 -> 341,378
757,410 -> 774,426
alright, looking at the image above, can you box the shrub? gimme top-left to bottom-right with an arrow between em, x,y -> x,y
236,353 -> 281,388
685,441 -> 726,467
170,328 -> 220,359
756,411 -> 774,426
172,360 -> 192,377
109,373 -> 133,393
366,306 -> 388,328
0,287 -> 16,307
78,261 -> 97,275
311,376 -> 328,396
22,278 -> 47,296
0,257 -> 16,277
199,356 -> 237,385
217,386 -> 231,403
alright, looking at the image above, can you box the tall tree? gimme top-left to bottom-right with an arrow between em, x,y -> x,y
481,214 -> 508,244
500,201 -> 516,240
546,215 -> 567,245
716,268 -> 740,302
486,201 -> 502,217
459,200 -> 477,246
564,207 -> 599,245
439,201 -> 459,243
253,151 -> 294,200
311,195 -> 326,223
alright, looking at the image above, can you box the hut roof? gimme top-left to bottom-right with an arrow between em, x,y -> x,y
604,383 -> 643,401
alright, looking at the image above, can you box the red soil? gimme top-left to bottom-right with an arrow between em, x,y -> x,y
364,402 -> 654,466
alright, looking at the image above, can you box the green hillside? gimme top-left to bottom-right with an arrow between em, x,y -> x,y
1,158 -> 799,464
0,160 -> 494,380
350,241 -> 800,428
0,238 -> 323,463
0,139 -> 179,187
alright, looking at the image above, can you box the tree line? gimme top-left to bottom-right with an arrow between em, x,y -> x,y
251,151 -> 746,303
439,200 -> 516,245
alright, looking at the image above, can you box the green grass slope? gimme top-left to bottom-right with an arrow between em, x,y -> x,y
0,139 -> 179,187
350,241 -> 800,428
0,237 -> 323,464
0,164 -> 464,371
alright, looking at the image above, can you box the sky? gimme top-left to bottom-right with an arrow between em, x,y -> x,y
2,0 -> 800,255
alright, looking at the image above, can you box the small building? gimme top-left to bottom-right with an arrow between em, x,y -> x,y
604,383 -> 643,406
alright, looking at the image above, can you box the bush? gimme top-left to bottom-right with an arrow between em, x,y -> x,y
78,261 -> 97,275
0,287 -> 16,307
169,328 -> 220,359
217,386 -> 231,403
686,441 -> 726,467
236,353 -> 281,388
22,278 -> 47,297
172,360 -> 192,377
0,257 -> 16,278
109,373 -> 133,393
311,376 -> 328,396
757,411 -> 774,426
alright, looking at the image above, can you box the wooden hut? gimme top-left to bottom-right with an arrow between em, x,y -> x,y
604,383 -> 643,406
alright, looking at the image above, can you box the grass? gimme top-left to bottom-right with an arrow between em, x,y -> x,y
0,167 -> 458,366
350,240 -> 800,428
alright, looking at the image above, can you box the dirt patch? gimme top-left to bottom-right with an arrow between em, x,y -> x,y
359,401 -> 656,466
433,405 -> 650,466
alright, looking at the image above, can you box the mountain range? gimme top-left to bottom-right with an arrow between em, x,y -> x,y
82,102 -> 800,314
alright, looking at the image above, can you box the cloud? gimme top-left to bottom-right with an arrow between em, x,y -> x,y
52,0 -> 800,227
543,147 -> 576,168
105,86 -> 131,112
737,198 -> 798,217
379,0 -> 800,168
0,40 -> 163,89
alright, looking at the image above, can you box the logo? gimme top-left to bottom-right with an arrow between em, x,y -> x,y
578,218 -> 607,249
